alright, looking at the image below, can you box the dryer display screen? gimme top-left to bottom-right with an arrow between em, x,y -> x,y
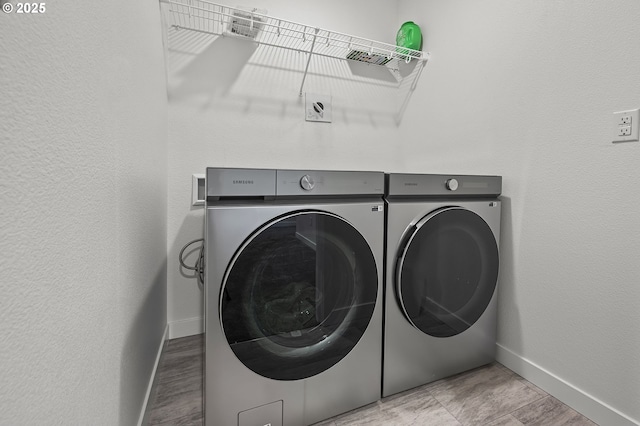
221,211 -> 378,380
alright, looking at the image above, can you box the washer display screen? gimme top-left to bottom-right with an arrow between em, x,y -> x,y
397,207 -> 499,337
221,211 -> 378,380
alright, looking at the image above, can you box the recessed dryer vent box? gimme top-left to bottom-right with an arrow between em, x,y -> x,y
305,93 -> 332,123
192,174 -> 205,206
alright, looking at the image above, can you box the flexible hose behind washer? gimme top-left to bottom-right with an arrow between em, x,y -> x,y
179,238 -> 205,288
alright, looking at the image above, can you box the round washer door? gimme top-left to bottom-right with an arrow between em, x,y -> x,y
396,207 -> 499,338
221,211 -> 378,380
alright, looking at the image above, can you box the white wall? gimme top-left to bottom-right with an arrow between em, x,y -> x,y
0,1 -> 168,425
165,0 -> 404,336
397,0 -> 640,424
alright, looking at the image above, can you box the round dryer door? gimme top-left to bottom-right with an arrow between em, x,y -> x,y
220,211 -> 378,380
396,207 -> 499,337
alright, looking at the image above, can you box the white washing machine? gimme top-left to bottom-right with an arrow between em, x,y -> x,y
383,173 -> 502,397
204,168 -> 385,426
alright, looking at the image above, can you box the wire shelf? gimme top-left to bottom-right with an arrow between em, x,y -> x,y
164,0 -> 430,97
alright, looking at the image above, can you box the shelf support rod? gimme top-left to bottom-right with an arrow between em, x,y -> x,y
299,27 -> 319,97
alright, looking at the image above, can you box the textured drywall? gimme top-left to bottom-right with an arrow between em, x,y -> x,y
165,0 -> 403,334
0,1 -> 168,425
397,0 -> 640,423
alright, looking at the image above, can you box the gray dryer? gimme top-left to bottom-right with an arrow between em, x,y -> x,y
383,173 -> 502,397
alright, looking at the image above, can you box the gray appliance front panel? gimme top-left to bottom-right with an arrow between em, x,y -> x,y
204,199 -> 384,426
386,173 -> 502,197
382,199 -> 501,398
276,170 -> 384,196
206,168 -> 276,198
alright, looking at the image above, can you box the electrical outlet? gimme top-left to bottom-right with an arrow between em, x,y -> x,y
617,126 -> 631,136
612,108 -> 639,143
305,93 -> 332,123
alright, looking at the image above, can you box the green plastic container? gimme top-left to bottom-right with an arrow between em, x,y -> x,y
396,21 -> 422,55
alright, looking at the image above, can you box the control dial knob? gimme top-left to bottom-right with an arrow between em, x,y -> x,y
445,178 -> 459,191
300,174 -> 315,191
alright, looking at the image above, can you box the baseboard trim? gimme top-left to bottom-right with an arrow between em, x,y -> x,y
137,324 -> 169,426
496,344 -> 639,426
168,316 -> 204,339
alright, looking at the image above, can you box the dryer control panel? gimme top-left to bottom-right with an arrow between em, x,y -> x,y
386,174 -> 502,198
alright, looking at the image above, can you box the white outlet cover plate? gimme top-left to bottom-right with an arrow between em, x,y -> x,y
305,93 -> 332,123
612,108 -> 639,142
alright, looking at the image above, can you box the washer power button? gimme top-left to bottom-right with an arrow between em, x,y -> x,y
300,174 -> 315,191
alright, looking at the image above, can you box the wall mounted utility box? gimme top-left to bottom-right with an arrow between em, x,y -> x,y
192,174 -> 205,206
305,93 -> 332,123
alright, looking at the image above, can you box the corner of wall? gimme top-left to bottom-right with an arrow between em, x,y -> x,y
169,316 -> 204,339
138,324 -> 170,426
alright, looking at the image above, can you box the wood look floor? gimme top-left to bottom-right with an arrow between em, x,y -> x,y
145,335 -> 598,426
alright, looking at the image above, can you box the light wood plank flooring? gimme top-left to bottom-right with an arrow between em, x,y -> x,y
145,335 -> 597,425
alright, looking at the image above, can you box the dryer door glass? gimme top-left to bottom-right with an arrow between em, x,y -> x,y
397,207 -> 499,337
221,211 -> 378,380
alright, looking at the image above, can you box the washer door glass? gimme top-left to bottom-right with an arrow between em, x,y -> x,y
221,211 -> 378,380
396,207 -> 499,338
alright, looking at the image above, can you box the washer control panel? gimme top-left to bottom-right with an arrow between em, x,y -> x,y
276,170 -> 384,196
